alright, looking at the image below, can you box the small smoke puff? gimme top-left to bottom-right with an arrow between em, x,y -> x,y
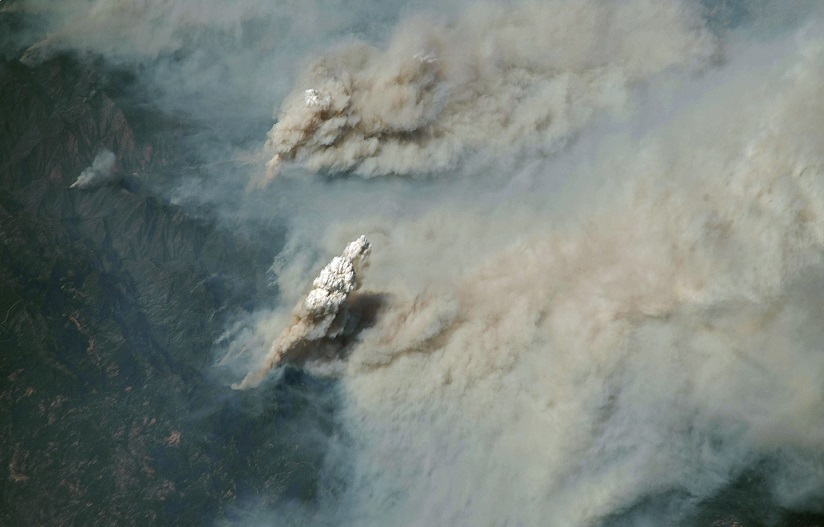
70,150 -> 117,189
264,0 -> 717,179
233,235 -> 371,389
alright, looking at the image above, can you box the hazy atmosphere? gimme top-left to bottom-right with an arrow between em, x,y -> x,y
2,1 -> 824,526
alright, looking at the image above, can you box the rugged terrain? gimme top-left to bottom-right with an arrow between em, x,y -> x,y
0,55 -> 334,526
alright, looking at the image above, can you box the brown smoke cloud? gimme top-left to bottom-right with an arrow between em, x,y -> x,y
262,0 -> 717,182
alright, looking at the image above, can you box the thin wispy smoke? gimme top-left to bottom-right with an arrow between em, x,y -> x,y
8,0 -> 423,130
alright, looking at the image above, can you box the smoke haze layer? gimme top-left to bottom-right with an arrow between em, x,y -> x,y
13,0 -> 824,525
259,5 -> 824,525
321,30 -> 824,524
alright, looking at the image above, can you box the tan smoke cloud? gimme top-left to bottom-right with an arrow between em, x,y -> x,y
262,0 -> 717,182
220,1 -> 824,523
302,23 -> 824,526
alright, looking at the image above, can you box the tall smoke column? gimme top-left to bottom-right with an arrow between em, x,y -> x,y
233,235 -> 371,389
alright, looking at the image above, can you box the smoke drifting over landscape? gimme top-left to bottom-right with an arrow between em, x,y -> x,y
10,0 -> 824,525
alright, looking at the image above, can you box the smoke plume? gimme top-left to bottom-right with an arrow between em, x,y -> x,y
263,0 -> 717,181
70,149 -> 117,189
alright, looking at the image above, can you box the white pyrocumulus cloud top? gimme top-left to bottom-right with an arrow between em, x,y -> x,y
234,235 -> 371,389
